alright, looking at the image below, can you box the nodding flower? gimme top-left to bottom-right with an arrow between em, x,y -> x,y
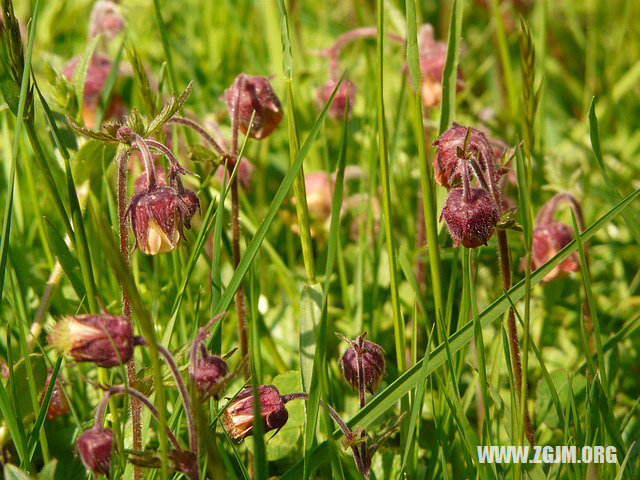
432,123 -> 498,189
316,78 -> 356,120
63,52 -> 127,128
127,174 -> 199,255
222,385 -> 289,441
48,314 -> 134,368
440,187 -> 500,248
77,428 -> 115,476
223,74 -> 282,140
524,193 -> 582,281
339,334 -> 386,394
189,347 -> 229,400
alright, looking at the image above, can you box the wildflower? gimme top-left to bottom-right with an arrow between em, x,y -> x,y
222,385 -> 289,441
41,371 -> 70,420
339,334 -> 386,394
48,314 -> 133,367
316,78 -> 356,120
63,53 -> 126,128
432,123 -> 496,189
440,187 -> 499,248
223,75 -> 282,139
127,184 -> 198,255
189,349 -> 229,400
89,0 -> 126,39
77,428 -> 114,476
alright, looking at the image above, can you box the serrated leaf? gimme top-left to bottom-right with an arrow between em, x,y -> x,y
127,108 -> 148,135
66,117 -> 118,142
146,81 -> 193,134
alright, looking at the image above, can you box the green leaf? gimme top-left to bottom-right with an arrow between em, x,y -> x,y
438,0 -> 464,134
71,34 -> 101,122
43,218 -> 86,300
6,354 -> 48,421
66,117 -> 118,142
299,283 -> 322,393
145,81 -> 193,135
4,464 -> 33,480
125,42 -> 157,116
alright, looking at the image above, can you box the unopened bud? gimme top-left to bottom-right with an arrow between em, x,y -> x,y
48,314 -> 133,367
223,75 -> 282,139
190,349 -> 229,400
77,428 -> 114,476
440,187 -> 499,248
222,385 -> 289,441
339,334 -> 386,394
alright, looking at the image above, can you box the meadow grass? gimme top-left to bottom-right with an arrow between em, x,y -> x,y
1,0 -> 640,479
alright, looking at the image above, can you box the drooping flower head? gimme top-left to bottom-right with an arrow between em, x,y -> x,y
316,78 -> 356,120
189,347 -> 229,400
432,123 -> 496,189
222,385 -> 289,441
127,178 -> 199,255
339,333 -> 386,394
48,314 -> 133,367
77,428 -> 114,476
223,75 -> 282,139
440,187 -> 500,248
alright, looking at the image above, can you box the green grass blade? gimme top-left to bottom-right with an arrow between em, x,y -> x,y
279,186 -> 640,478
439,0 -> 465,133
71,34 -> 101,123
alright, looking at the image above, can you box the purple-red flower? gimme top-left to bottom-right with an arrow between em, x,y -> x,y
127,184 -> 199,255
440,187 -> 500,248
316,79 -> 356,120
432,123 -> 496,189
77,428 -> 114,476
222,385 -> 289,441
48,314 -> 133,367
223,75 -> 282,139
190,350 -> 229,400
339,335 -> 386,394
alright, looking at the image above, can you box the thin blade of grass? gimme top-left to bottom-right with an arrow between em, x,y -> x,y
439,0 -> 464,133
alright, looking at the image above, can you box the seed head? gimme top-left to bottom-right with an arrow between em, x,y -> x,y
77,428 -> 114,476
223,75 -> 282,139
222,385 -> 289,441
339,334 -> 386,394
48,314 -> 133,367
440,187 -> 499,248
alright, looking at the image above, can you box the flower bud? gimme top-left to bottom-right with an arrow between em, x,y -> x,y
223,385 -> 289,441
41,371 -> 70,420
223,75 -> 282,139
77,428 -> 114,476
440,187 -> 499,248
432,123 -> 497,189
529,222 -> 579,281
48,314 -> 133,367
339,335 -> 386,394
190,350 -> 229,399
127,185 -> 198,255
316,79 -> 356,120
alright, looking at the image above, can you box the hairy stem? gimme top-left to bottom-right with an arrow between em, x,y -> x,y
229,76 -> 249,379
117,148 -> 143,479
167,116 -> 229,159
497,230 -> 534,445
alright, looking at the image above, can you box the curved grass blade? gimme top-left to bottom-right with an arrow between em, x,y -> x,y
280,186 -> 640,478
438,0 -> 464,134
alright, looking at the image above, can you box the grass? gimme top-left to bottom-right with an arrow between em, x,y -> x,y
1,0 -> 640,479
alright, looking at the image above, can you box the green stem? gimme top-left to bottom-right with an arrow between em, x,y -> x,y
490,0 -> 519,118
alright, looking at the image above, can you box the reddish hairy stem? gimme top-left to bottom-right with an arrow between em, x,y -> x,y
229,76 -> 249,379
497,230 -> 534,445
117,149 -> 143,479
167,116 -> 229,159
